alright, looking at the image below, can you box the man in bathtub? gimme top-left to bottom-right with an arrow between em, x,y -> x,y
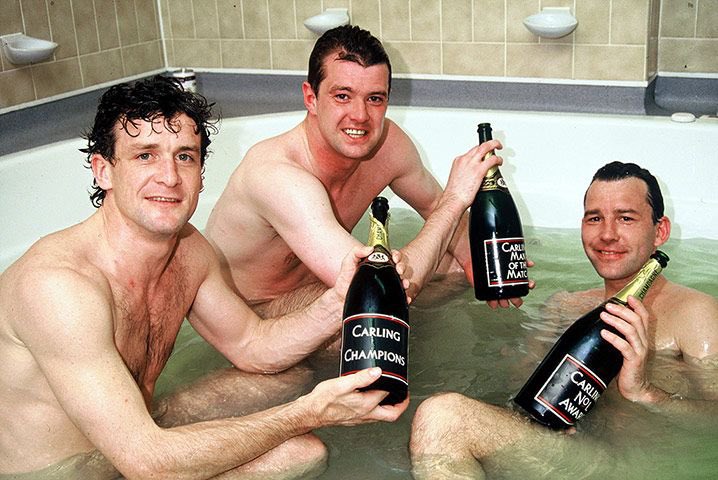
206,25 -> 531,320
408,161 -> 718,478
0,76 -> 411,479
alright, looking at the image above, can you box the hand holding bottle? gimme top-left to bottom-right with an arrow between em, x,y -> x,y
599,296 -> 657,403
469,123 -> 530,303
443,140 -> 504,208
332,245 -> 411,306
340,198 -> 411,405
300,367 -> 410,427
514,250 -> 669,429
484,259 -> 536,309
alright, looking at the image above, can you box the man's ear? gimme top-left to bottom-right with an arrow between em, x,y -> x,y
302,81 -> 318,115
91,154 -> 113,190
654,216 -> 671,247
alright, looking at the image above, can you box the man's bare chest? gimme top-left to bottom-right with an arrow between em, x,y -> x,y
328,174 -> 389,231
112,272 -> 195,397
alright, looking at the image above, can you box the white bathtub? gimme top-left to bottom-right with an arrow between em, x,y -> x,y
2,107 -> 717,272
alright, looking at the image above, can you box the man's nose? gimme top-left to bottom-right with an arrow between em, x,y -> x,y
157,156 -> 180,186
599,221 -> 619,241
349,100 -> 369,122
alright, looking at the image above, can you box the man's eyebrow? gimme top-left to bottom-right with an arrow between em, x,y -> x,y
129,142 -> 159,151
328,85 -> 388,97
328,84 -> 354,92
178,144 -> 200,152
615,208 -> 641,215
583,207 -> 641,217
127,143 -> 200,152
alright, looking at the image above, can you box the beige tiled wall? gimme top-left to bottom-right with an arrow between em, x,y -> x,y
161,0 -> 668,81
0,0 -> 163,108
659,0 -> 718,72
1,0 -> 717,110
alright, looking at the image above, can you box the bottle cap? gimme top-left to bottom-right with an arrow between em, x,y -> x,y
477,123 -> 493,142
651,250 -> 669,268
371,197 -> 390,223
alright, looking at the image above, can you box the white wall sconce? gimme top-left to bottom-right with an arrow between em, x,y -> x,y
1,33 -> 58,65
304,8 -> 350,36
523,7 -> 578,39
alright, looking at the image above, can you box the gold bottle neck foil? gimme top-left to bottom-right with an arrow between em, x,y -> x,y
368,214 -> 391,251
613,257 -> 664,304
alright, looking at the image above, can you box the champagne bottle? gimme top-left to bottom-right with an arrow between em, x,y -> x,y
469,123 -> 529,301
340,197 -> 409,405
514,250 -> 670,429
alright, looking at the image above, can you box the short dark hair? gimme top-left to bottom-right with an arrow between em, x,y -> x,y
307,25 -> 392,96
587,161 -> 665,224
81,75 -> 217,208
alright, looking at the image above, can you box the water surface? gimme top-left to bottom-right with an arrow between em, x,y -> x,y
157,210 -> 718,479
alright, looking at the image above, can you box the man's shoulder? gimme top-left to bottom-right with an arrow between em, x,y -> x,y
658,281 -> 718,319
178,224 -> 217,267
238,126 -> 316,186
244,123 -> 305,164
380,118 -> 419,153
3,227 -> 108,292
655,281 -> 718,360
0,232 -> 112,331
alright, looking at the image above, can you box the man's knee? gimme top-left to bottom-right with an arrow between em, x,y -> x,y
414,391 -> 470,426
411,392 -> 470,452
275,433 -> 329,478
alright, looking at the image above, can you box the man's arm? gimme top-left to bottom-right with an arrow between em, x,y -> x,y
14,266 -> 405,478
600,296 -> 718,416
388,138 -> 503,297
189,238 -> 372,372
249,157 -> 364,288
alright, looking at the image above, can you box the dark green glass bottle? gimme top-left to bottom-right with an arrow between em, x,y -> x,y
469,123 -> 529,301
340,197 -> 409,405
514,250 -> 669,429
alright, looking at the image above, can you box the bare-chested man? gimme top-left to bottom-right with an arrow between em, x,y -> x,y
206,25 -> 528,319
0,76 -> 409,479
409,161 -> 718,479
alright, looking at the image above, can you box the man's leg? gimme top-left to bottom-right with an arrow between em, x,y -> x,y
212,433 -> 328,480
152,364 -> 315,427
151,367 -> 328,479
410,392 -> 530,479
410,392 -> 591,479
2,433 -> 328,480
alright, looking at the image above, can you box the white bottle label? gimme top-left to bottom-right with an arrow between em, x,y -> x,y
482,237 -> 529,287
368,252 -> 390,263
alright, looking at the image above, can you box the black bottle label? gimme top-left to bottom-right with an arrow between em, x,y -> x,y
340,313 -> 409,386
481,237 -> 529,287
534,354 -> 607,426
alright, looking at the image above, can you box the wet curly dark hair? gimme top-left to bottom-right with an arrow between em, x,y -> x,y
81,75 -> 218,208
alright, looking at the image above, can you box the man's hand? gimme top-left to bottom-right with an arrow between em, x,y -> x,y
600,296 -> 664,403
332,246 -> 413,305
484,259 -> 536,309
301,367 -> 410,427
332,245 -> 374,303
444,140 -> 504,207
